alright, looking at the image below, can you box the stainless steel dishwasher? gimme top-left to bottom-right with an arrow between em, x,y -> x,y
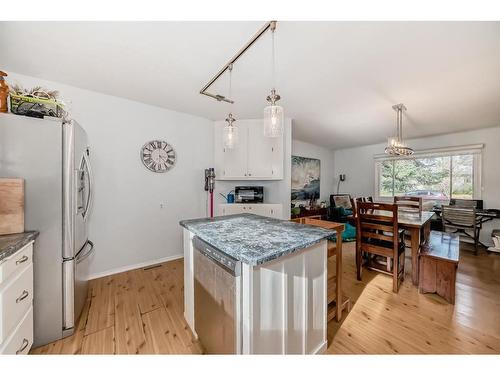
193,236 -> 241,354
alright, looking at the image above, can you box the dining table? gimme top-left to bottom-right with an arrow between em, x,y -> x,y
370,209 -> 435,285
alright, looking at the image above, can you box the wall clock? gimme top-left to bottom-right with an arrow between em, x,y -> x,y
140,140 -> 176,173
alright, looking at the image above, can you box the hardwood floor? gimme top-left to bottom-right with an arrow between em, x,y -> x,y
30,259 -> 203,354
30,243 -> 500,354
327,242 -> 500,354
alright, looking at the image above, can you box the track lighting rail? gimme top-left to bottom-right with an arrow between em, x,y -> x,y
199,21 -> 276,104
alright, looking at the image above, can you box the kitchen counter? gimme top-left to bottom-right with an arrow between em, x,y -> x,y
181,214 -> 332,354
180,213 -> 335,266
0,231 -> 39,262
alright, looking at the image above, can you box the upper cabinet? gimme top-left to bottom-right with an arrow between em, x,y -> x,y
214,119 -> 284,180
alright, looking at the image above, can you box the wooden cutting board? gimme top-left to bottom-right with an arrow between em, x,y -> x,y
0,178 -> 25,235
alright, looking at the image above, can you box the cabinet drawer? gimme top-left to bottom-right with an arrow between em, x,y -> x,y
0,263 -> 33,344
0,242 -> 33,285
0,307 -> 33,354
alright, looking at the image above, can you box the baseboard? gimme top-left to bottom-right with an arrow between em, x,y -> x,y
88,253 -> 184,280
312,340 -> 328,355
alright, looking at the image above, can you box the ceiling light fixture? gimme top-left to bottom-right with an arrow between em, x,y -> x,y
223,65 -> 238,149
200,21 -> 276,104
263,21 -> 284,138
385,103 -> 414,156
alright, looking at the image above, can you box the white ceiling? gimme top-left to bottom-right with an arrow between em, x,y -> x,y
1,21 -> 500,149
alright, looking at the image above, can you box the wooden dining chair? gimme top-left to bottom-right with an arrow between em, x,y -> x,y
356,202 -> 406,293
442,205 -> 481,255
394,196 -> 423,217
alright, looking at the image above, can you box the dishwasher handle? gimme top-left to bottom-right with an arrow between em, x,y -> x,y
193,236 -> 241,276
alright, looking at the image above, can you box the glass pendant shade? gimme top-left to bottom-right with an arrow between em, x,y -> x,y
263,104 -> 284,137
223,122 -> 238,149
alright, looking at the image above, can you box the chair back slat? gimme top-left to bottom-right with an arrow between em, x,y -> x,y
360,222 -> 394,233
442,206 -> 476,228
361,230 -> 395,243
394,196 -> 423,216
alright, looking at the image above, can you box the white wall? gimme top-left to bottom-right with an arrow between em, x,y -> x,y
334,126 -> 500,245
215,119 -> 292,219
291,139 -> 336,203
7,72 -> 214,278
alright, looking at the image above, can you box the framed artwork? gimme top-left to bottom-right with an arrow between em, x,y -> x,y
291,155 -> 320,206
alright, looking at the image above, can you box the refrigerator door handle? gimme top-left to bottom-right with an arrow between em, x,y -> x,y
76,240 -> 94,264
82,148 -> 94,221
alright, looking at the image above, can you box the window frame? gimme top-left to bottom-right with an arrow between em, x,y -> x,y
374,144 -> 483,202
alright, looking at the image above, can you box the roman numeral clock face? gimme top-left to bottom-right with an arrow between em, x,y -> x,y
141,140 -> 176,173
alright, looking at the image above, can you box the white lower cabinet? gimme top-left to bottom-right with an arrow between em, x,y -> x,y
0,241 -> 34,355
218,204 -> 283,219
0,307 -> 33,354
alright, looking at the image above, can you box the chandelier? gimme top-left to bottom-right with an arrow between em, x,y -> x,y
385,103 -> 414,156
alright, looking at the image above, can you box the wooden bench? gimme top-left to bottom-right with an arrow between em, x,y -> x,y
418,231 -> 460,304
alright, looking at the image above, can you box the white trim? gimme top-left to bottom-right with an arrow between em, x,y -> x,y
312,340 -> 328,354
374,143 -> 484,161
87,253 -> 183,280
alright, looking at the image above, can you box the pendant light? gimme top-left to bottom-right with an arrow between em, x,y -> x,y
223,65 -> 238,148
385,103 -> 414,156
263,21 -> 284,138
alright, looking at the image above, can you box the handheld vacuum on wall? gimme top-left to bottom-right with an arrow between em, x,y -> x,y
204,168 -> 216,218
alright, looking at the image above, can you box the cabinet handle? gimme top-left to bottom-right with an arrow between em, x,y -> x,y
16,290 -> 29,303
248,206 -> 252,210
16,338 -> 29,354
16,255 -> 29,265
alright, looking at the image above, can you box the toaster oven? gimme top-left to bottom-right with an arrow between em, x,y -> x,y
235,186 -> 264,203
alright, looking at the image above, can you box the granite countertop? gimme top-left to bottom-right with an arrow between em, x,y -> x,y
0,231 -> 39,262
179,214 -> 335,266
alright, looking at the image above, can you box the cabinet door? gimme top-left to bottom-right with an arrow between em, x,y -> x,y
268,205 -> 283,219
247,120 -> 283,179
215,122 -> 248,179
246,204 -> 266,216
220,204 -> 245,216
246,121 -> 273,178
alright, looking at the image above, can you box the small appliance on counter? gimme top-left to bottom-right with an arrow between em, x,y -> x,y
235,186 -> 264,203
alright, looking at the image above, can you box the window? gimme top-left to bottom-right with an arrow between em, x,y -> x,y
375,145 -> 482,204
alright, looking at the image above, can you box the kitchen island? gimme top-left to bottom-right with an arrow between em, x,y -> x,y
180,214 -> 335,354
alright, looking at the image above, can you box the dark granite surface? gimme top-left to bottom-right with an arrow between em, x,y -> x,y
0,231 -> 39,262
179,214 -> 335,266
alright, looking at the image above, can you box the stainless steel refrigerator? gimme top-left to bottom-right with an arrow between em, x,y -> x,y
0,113 -> 94,347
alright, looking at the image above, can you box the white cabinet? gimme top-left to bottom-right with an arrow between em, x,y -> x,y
218,204 -> 283,219
0,241 -> 34,355
214,119 -> 284,180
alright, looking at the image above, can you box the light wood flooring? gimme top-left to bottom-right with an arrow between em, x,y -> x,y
30,243 -> 500,354
30,259 -> 203,354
